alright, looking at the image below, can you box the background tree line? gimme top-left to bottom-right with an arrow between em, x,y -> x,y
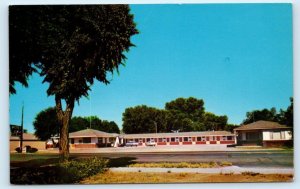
242,97 -> 293,128
122,97 -> 293,134
122,97 -> 237,134
33,107 -> 120,141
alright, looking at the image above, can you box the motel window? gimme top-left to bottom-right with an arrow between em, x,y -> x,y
197,137 -> 206,141
110,138 -> 115,142
98,138 -> 103,144
184,137 -> 189,142
227,136 -> 233,141
70,138 -> 74,144
146,138 -> 150,142
162,138 -> 167,142
175,137 -> 180,142
79,139 -> 83,144
139,138 -> 143,143
188,137 -> 192,142
158,138 -> 163,142
134,139 -> 139,142
222,136 -> 227,141
171,137 -> 175,142
83,137 -> 91,143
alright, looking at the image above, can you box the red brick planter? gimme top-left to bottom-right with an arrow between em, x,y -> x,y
157,142 -> 167,145
220,140 -> 235,144
74,144 -> 97,148
196,141 -> 206,144
170,142 -> 179,145
182,142 -> 192,145
209,141 -> 217,144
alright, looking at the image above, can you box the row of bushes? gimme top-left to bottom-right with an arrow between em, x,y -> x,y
129,161 -> 233,168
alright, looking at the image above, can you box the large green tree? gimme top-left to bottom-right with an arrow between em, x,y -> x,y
10,5 -> 138,160
69,116 -> 120,133
33,107 -> 61,141
122,105 -> 168,134
242,107 -> 278,124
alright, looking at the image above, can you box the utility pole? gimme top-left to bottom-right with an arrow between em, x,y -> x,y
20,103 -> 24,153
153,121 -> 157,133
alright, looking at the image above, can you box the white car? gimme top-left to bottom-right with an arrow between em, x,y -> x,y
125,141 -> 139,147
146,140 -> 156,146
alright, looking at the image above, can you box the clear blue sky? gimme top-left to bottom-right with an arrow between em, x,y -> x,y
9,4 -> 293,133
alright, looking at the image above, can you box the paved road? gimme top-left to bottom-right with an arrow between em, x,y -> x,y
74,151 -> 293,168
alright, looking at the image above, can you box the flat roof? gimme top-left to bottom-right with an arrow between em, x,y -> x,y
120,131 -> 235,138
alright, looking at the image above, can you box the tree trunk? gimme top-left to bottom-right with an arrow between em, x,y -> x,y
55,95 -> 74,162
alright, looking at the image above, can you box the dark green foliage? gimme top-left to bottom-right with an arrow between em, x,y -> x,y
33,107 -> 61,141
10,5 -> 138,159
122,97 -> 230,134
70,116 -> 120,133
242,107 -> 278,124
10,157 -> 108,184
122,105 -> 168,134
242,97 -> 293,128
10,5 -> 138,101
59,157 -> 108,182
15,147 -> 22,153
27,147 -> 38,153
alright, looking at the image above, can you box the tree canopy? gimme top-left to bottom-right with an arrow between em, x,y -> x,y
242,97 -> 293,128
33,107 -> 61,141
122,97 -> 230,134
10,5 -> 138,160
70,116 -> 120,133
122,105 -> 168,134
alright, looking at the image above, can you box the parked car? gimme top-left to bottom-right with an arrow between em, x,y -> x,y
125,141 -> 139,147
146,140 -> 156,146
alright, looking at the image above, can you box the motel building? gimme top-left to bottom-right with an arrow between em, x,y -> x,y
69,129 -> 119,148
234,121 -> 293,147
68,129 -> 236,148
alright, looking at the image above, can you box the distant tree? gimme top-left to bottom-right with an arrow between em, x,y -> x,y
203,112 -> 228,131
242,107 -> 278,124
101,120 -> 120,134
10,5 -> 138,160
165,97 -> 205,122
70,116 -> 120,133
33,107 -> 61,141
277,97 -> 293,128
224,123 -> 239,132
69,116 -> 89,132
122,105 -> 168,134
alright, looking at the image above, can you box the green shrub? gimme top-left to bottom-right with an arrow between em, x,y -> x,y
59,157 -> 108,182
27,147 -> 38,153
15,147 -> 22,153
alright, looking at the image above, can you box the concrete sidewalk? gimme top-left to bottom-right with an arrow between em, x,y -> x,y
110,166 -> 294,174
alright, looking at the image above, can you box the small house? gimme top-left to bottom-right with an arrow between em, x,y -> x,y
234,120 -> 292,147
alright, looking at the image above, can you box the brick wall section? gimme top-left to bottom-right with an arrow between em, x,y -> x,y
10,141 -> 46,151
196,141 -> 206,144
220,140 -> 235,144
74,143 -> 97,148
157,142 -> 167,145
263,140 -> 291,147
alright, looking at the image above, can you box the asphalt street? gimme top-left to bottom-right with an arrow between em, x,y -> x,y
75,151 -> 293,168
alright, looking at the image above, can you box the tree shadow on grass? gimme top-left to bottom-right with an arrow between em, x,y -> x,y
107,157 -> 137,167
